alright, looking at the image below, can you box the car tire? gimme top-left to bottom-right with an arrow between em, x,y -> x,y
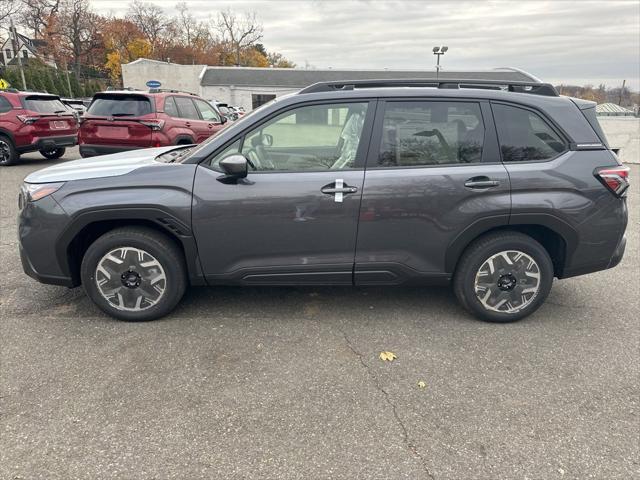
39,147 -> 66,160
453,231 -> 554,323
0,135 -> 18,166
80,227 -> 187,321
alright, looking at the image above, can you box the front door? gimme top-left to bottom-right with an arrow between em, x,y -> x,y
355,99 -> 511,284
192,100 -> 374,284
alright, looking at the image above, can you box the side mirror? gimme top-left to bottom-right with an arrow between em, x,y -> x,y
262,133 -> 273,147
217,154 -> 248,184
220,116 -> 228,124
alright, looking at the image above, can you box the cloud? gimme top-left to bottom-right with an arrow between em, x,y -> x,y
93,0 -> 640,89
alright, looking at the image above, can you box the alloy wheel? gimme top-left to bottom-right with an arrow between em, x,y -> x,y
474,250 -> 541,314
95,247 -> 167,311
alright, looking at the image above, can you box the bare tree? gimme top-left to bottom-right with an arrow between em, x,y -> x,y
127,0 -> 166,51
57,0 -> 103,76
17,0 -> 60,38
215,9 -> 263,66
0,0 -> 19,31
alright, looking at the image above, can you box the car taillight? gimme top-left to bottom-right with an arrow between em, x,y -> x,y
16,115 -> 39,125
140,119 -> 165,131
595,166 -> 630,197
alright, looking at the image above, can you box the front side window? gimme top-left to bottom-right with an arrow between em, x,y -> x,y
377,101 -> 485,167
236,102 -> 368,172
492,104 -> 566,162
194,99 -> 220,122
174,96 -> 200,120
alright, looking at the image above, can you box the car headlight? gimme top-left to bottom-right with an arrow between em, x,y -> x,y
22,182 -> 65,202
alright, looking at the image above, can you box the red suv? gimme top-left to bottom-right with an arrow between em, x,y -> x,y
0,90 -> 78,166
79,90 -> 228,157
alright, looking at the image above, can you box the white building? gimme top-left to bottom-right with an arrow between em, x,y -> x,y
0,33 -> 56,68
122,58 -> 537,111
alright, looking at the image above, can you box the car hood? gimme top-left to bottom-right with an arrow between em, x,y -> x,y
24,146 -> 178,183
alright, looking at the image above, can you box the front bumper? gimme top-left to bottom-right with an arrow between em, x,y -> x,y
18,195 -> 75,287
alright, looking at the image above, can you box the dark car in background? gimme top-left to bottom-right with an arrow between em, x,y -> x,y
79,90 -> 227,158
0,90 -> 78,166
18,78 -> 628,323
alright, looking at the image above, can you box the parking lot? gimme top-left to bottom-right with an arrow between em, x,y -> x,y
1,148 -> 638,479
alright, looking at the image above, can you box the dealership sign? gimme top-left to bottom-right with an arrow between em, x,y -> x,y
146,80 -> 162,89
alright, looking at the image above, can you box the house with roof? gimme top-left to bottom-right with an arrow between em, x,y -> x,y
0,32 -> 56,69
122,58 -> 537,111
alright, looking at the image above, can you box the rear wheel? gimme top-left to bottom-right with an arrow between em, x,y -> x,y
0,135 -> 17,166
453,232 -> 554,323
39,147 -> 66,160
80,227 -> 187,321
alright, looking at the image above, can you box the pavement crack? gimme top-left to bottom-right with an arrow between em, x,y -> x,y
340,329 -> 435,479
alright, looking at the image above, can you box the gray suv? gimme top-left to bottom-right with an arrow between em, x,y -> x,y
18,78 -> 629,322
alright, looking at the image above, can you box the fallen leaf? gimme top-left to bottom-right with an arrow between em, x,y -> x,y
417,381 -> 427,389
379,351 -> 397,362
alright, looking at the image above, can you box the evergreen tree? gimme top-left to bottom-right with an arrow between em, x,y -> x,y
69,74 -> 83,97
54,72 -> 69,97
24,69 -> 35,91
42,69 -> 56,94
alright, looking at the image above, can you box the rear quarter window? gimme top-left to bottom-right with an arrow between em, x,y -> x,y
88,95 -> 153,116
0,96 -> 12,113
492,103 -> 567,162
581,106 -> 609,148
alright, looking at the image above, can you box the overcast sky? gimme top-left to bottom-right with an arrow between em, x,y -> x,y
94,0 -> 640,89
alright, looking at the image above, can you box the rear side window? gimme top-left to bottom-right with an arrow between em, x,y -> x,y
88,95 -> 152,117
24,96 -> 67,114
377,101 -> 485,167
493,104 -> 566,162
0,96 -> 11,113
581,106 -> 609,148
174,97 -> 199,119
163,96 -> 178,117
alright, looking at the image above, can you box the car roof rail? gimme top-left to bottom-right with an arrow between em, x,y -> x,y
148,88 -> 198,96
298,78 -> 559,97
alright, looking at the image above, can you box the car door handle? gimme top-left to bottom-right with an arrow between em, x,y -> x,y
321,179 -> 358,203
185,122 -> 191,127
464,177 -> 500,189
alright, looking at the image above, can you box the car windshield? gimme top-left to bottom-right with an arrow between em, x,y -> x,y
24,96 -> 68,114
179,97 -> 281,162
88,95 -> 152,117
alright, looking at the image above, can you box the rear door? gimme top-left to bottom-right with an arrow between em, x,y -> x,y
81,94 -> 154,148
23,95 -> 76,138
354,98 -> 511,283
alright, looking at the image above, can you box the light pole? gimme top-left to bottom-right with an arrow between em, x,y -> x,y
433,46 -> 448,79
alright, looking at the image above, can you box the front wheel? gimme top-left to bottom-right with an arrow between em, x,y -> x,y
453,232 -> 554,323
39,147 -> 66,160
80,227 -> 187,321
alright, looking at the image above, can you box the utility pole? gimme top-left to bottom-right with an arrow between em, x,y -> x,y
9,17 -> 27,91
63,62 -> 73,97
618,79 -> 626,106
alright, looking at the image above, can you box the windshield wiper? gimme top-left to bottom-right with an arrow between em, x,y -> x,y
111,113 -> 135,117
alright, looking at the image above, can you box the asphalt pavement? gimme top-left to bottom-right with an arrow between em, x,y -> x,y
1,148 -> 638,479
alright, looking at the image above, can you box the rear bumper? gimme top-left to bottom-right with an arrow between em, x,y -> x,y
16,135 -> 78,153
79,144 -> 143,158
